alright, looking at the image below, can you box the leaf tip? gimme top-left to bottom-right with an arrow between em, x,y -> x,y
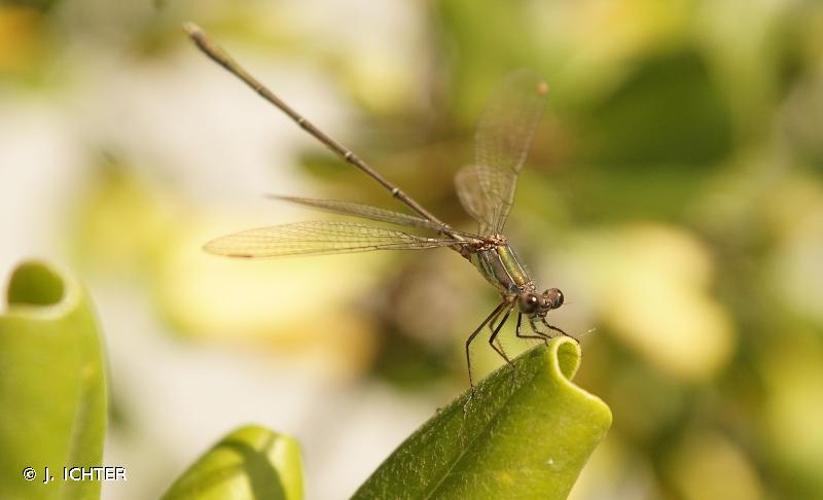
4,260 -> 79,317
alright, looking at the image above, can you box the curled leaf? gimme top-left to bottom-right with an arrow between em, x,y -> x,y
353,337 -> 612,499
163,425 -> 304,500
0,261 -> 107,500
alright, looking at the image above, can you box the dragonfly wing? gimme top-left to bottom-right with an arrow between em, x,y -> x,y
455,164 -> 498,236
469,69 -> 548,234
268,195 -> 448,232
204,221 -> 463,258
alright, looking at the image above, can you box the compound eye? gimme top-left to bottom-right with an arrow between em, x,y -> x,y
544,288 -> 564,309
553,289 -> 565,308
520,293 -> 539,313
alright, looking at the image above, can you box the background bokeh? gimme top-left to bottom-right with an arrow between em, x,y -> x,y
2,0 -> 823,498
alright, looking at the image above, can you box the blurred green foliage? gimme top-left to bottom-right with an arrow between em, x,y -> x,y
1,1 -> 59,12
578,49 -> 733,167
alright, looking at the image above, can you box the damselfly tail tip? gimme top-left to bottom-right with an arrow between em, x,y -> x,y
182,21 -> 202,38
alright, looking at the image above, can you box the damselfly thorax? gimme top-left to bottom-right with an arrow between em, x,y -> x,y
460,235 -> 564,317
187,23 -> 574,386
461,235 -> 533,294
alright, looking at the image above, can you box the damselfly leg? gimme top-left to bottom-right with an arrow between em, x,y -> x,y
516,313 -> 549,344
486,305 -> 512,361
465,301 -> 509,387
528,315 -> 546,338
541,317 -> 578,343
488,305 -> 514,365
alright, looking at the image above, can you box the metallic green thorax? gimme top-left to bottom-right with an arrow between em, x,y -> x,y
470,243 -> 533,294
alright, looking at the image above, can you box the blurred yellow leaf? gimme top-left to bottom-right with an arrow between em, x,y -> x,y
156,221 -> 382,378
582,224 -> 734,380
0,6 -> 41,72
665,431 -> 763,500
762,337 -> 823,491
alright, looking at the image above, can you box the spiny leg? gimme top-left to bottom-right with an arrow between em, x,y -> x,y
488,305 -> 514,364
465,301 -> 508,387
487,305 -> 511,361
517,313 -> 549,344
541,317 -> 579,343
528,315 -> 552,340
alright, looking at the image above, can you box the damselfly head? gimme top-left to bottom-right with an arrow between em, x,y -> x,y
519,288 -> 564,314
518,292 -> 540,314
542,288 -> 564,310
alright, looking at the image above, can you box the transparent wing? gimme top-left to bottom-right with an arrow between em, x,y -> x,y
454,164 -> 501,236
268,195 -> 449,232
204,221 -> 463,258
458,69 -> 548,235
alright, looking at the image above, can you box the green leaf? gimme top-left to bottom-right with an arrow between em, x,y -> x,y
162,425 -> 304,500
353,337 -> 612,499
0,260 -> 108,500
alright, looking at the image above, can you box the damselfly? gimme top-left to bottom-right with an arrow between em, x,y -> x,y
186,23 -> 571,386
